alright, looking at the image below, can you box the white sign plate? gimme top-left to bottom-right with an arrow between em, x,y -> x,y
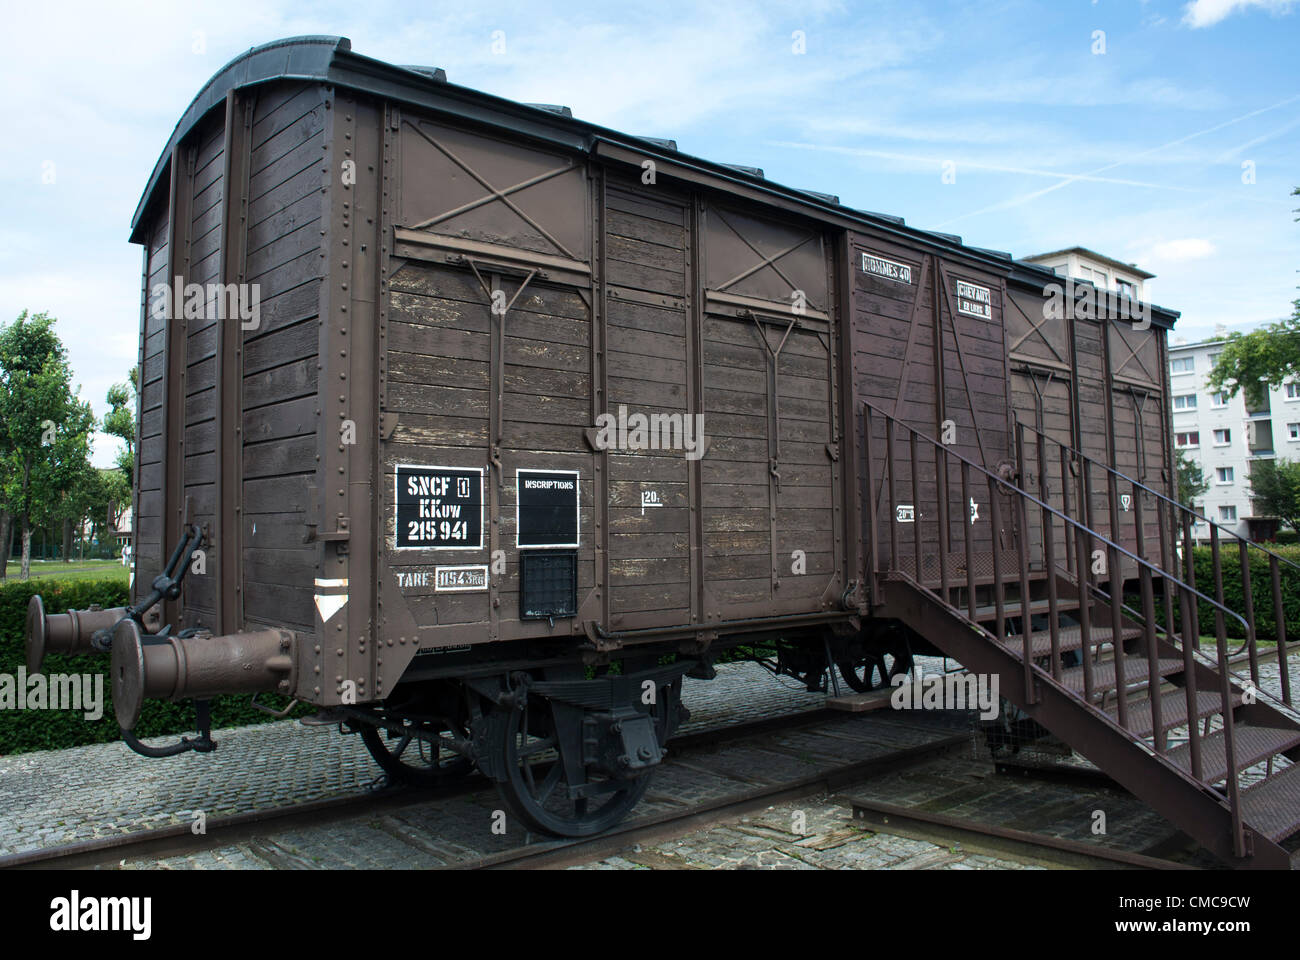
956,280 -> 992,319
435,565 -> 489,592
862,252 -> 913,284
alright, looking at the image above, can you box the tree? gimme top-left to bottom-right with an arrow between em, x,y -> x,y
0,311 -> 94,578
1207,186 -> 1300,406
102,366 -> 137,487
44,398 -> 98,562
1176,450 -> 1209,509
1248,458 -> 1300,533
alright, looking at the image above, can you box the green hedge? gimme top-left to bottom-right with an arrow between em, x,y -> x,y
0,578 -> 306,755
1170,545 -> 1300,643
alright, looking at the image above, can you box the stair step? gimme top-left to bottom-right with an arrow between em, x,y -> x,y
1165,723 -> 1300,784
1057,657 -> 1183,699
972,597 -> 1082,621
1241,761 -> 1300,843
996,624 -> 1142,657
1108,688 -> 1236,738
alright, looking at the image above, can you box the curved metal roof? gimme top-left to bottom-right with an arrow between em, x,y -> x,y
129,34 -> 1178,325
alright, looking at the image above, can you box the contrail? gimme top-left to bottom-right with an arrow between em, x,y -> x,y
933,92 -> 1300,226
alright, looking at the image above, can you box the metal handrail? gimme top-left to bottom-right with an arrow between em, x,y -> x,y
1014,417 -> 1300,574
1015,415 -> 1292,706
864,399 -> 1250,855
864,404 -> 1252,637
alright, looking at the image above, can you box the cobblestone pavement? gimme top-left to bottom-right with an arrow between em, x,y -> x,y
5,651 -> 1295,868
0,660 -> 840,856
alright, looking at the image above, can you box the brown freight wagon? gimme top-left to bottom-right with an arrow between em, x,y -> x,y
25,36 -> 1300,862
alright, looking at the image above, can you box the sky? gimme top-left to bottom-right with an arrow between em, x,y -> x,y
0,0 -> 1297,467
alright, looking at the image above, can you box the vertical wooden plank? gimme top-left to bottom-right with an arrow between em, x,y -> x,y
837,233 -> 864,607
162,143 -> 195,627
215,89 -> 250,635
593,166 -> 612,631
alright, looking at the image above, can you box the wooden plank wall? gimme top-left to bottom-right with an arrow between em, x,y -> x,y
178,115 -> 225,626
851,240 -> 931,575
134,215 -> 169,599
383,263 -> 597,629
604,185 -> 693,625
852,237 -> 1011,583
237,83 -> 327,632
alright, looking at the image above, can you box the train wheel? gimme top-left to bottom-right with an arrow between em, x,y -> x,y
493,692 -> 654,838
359,718 -> 474,787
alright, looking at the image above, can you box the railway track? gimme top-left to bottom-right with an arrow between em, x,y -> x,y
12,649 -> 1284,871
3,706 -> 971,871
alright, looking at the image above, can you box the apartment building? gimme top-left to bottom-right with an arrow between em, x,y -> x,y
1166,337 -> 1293,539
1022,246 -> 1154,302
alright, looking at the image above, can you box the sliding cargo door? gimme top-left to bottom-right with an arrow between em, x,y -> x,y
381,113 -> 597,652
1109,319 -> 1170,565
601,184 -> 694,630
700,204 -> 842,620
1005,284 -> 1075,571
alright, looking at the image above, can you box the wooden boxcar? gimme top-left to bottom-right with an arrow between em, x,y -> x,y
38,37 -> 1300,863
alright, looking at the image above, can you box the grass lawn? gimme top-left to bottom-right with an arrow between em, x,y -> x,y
0,558 -> 129,583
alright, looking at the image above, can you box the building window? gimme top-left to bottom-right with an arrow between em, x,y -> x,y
1220,505 -> 1237,522
1287,383 -> 1300,400
1170,357 -> 1195,374
1175,431 -> 1200,448
1214,428 -> 1231,445
1208,352 -> 1222,365
1116,278 -> 1136,299
1216,467 -> 1234,484
1211,391 -> 1229,407
1289,422 -> 1300,441
1173,394 -> 1197,410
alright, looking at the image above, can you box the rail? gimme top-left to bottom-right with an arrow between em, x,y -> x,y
862,400 -> 1257,858
1014,418 -> 1292,705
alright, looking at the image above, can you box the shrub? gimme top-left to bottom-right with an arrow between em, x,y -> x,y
0,578 -> 306,755
1182,544 -> 1300,642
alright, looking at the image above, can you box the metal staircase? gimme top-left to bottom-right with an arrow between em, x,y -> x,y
862,400 -> 1300,868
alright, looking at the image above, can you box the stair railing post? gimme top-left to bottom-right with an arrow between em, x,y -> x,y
887,417 -> 899,576
1182,510 -> 1200,650
962,461 -> 977,622
1059,445 -> 1074,577
989,475 -> 1006,645
863,403 -> 879,587
1014,422 -> 1035,704
1210,525 -> 1226,651
1271,556 -> 1291,706
937,443 -> 950,600
1217,617 -> 1245,858
1108,471 -> 1128,730
1135,485 -> 1163,751
1180,579 -> 1204,782
910,431 -> 923,586
1075,520 -> 1095,704
1017,492 -> 1036,706
1037,428 -> 1060,678
1239,541 -> 1259,689
1043,491 -> 1062,681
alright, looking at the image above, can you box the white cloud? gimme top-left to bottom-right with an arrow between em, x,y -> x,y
1145,238 -> 1218,262
1183,0 -> 1298,28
